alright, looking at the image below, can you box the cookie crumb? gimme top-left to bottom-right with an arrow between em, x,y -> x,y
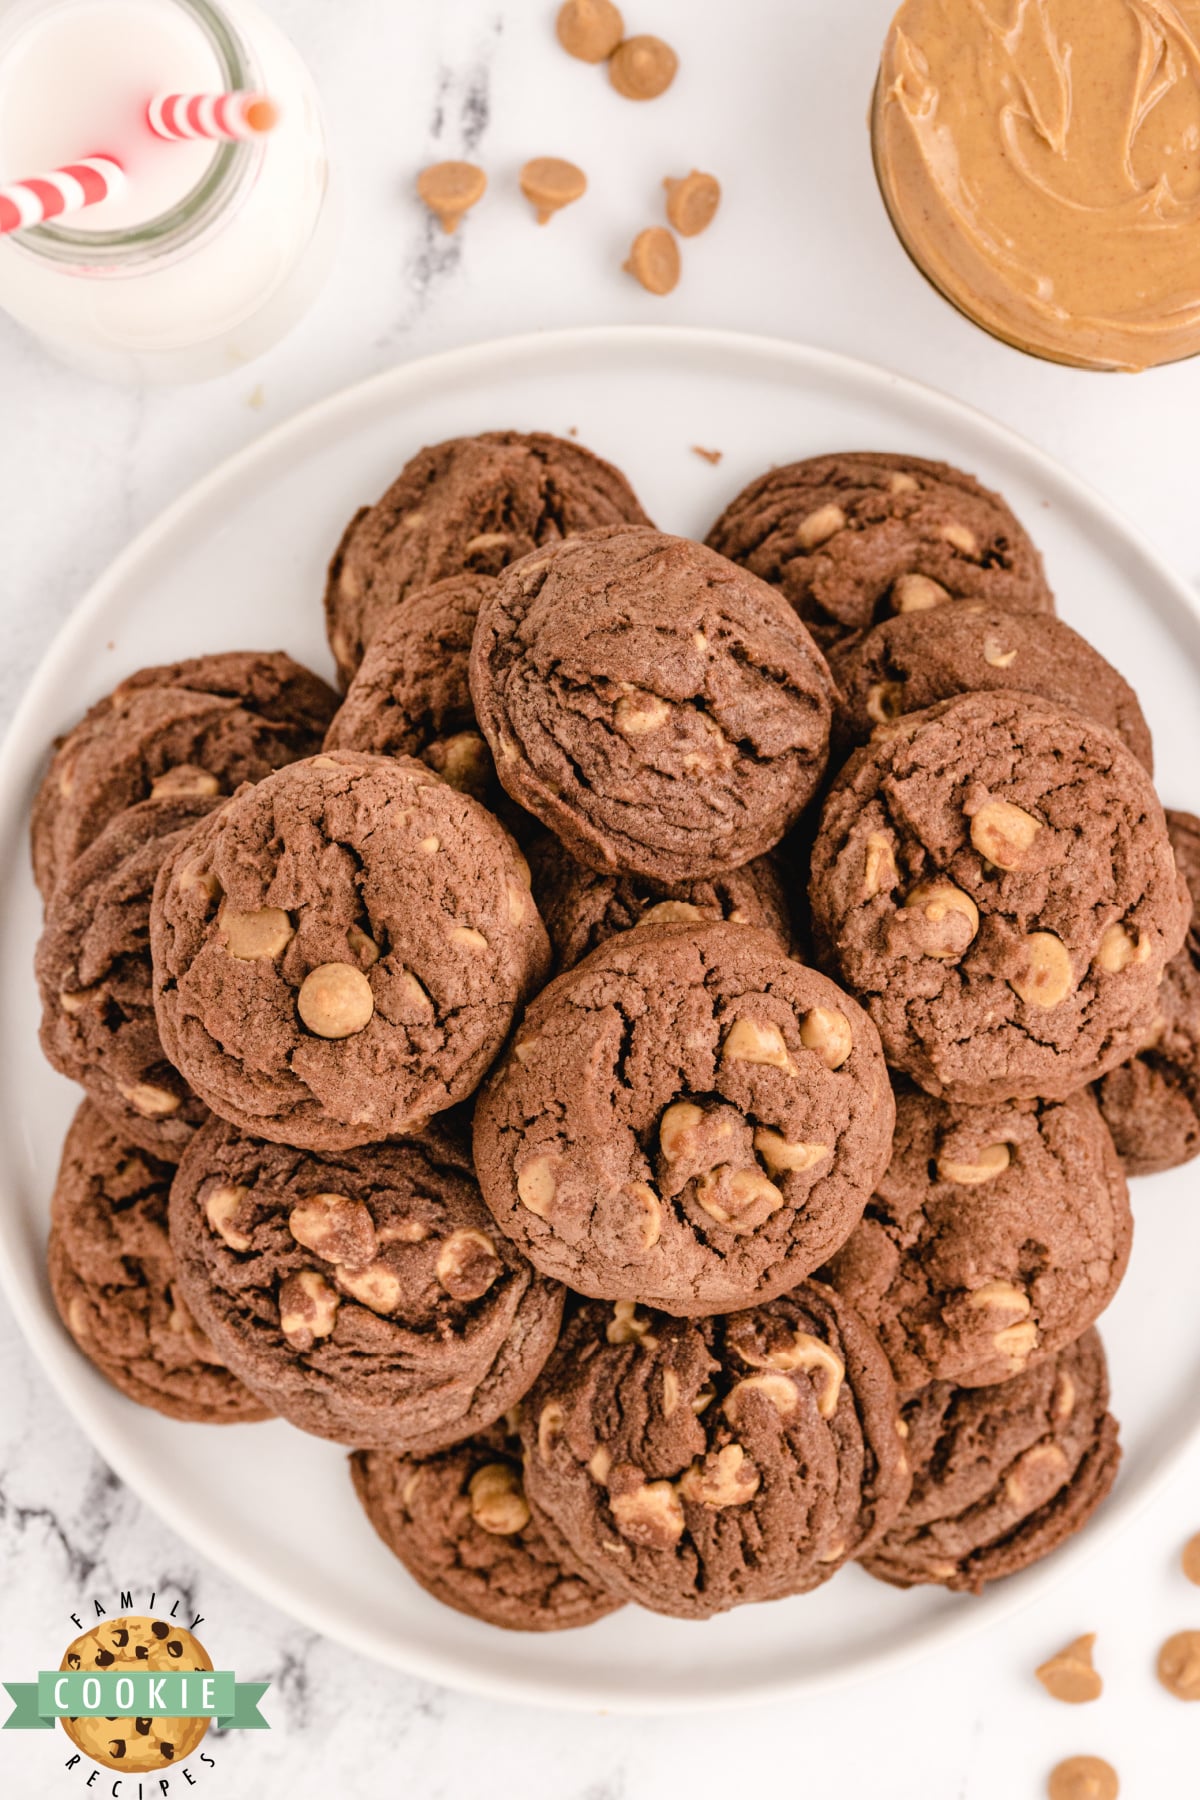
665,170 -> 720,237
416,161 -> 487,235
691,446 -> 723,466
519,157 -> 587,225
1182,1533 -> 1200,1584
1035,1634 -> 1102,1704
624,226 -> 680,295
609,35 -> 678,100
1047,1757 -> 1118,1800
556,0 -> 623,62
1158,1629 -> 1200,1699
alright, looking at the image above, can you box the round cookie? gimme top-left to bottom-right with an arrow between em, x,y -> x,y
58,1615 -> 212,1773
1097,809 -> 1200,1175
829,604 -> 1153,769
32,650 -> 338,901
808,690 -> 1189,1103
705,452 -> 1054,652
472,921 -> 895,1315
520,1285 -> 909,1620
469,526 -> 835,883
37,796 -> 217,1156
824,1087 -> 1132,1392
861,1329 -> 1121,1593
350,1420 -> 622,1632
527,830 -> 791,973
48,1103 -> 266,1425
168,1115 -> 565,1452
324,431 -> 651,686
151,750 -> 549,1150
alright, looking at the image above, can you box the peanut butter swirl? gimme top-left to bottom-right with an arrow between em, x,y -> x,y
874,0 -> 1200,370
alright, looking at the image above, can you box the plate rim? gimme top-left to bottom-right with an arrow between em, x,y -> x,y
1,323 -> 1196,1715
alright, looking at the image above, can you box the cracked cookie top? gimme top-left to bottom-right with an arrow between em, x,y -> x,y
1097,808 -> 1200,1175
862,1328 -> 1120,1593
150,749 -> 549,1150
825,1087 -> 1132,1391
48,1102 -> 267,1425
809,689 -> 1190,1104
705,452 -> 1054,653
519,1285 -> 908,1619
168,1115 -> 564,1453
350,1418 -> 622,1632
469,526 -> 835,884
323,431 -> 651,686
472,920 -> 895,1314
37,796 -> 217,1157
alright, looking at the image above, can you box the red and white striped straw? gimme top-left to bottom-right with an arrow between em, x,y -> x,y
0,155 -> 124,236
147,91 -> 279,142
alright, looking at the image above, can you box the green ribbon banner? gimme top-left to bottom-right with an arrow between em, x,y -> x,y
3,1672 -> 269,1731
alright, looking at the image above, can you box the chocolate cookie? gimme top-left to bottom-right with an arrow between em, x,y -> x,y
830,604 -> 1153,769
809,690 -> 1189,1103
151,750 -> 549,1150
37,797 -> 217,1156
520,1286 -> 909,1619
470,527 -> 835,883
350,1419 -> 622,1632
48,1103 -> 266,1424
1097,809 -> 1200,1174
32,651 -> 338,900
706,452 -> 1054,652
324,431 -> 651,685
527,830 -> 791,973
861,1329 -> 1120,1593
168,1115 -> 564,1452
472,921 -> 895,1314
824,1087 -> 1132,1391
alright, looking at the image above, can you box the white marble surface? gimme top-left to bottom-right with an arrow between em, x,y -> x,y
3,0 -> 1200,1791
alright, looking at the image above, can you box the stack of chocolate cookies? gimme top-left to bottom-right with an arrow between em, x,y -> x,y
34,432 -> 1200,1635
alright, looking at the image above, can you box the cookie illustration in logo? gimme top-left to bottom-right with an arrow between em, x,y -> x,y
58,1616 -> 212,1773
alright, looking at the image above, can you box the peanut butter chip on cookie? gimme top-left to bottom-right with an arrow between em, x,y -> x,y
151,764 -> 220,799
969,799 -> 1043,871
1183,1533 -> 1200,1585
1011,933 -> 1074,1009
468,1463 -> 531,1536
223,906 -> 294,961
609,34 -> 678,99
1047,1756 -> 1118,1800
288,1192 -> 376,1267
663,170 -> 720,236
892,573 -> 950,613
555,0 -> 623,61
624,226 -> 680,295
297,963 -> 374,1038
1158,1630 -> 1200,1700
1035,1634 -> 1102,1704
520,157 -> 587,223
278,1268 -> 340,1350
416,160 -> 486,234
436,1228 -> 502,1299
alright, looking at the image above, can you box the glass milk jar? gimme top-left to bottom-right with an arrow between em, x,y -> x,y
0,0 -> 334,381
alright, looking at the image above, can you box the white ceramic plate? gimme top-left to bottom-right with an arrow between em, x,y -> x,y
3,327 -> 1200,1715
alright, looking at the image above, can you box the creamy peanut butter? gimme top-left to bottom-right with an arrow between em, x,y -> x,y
874,0 -> 1200,370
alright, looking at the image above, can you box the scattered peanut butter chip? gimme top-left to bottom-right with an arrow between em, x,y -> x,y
519,156 -> 587,224
1182,1532 -> 1200,1585
624,226 -> 680,295
556,0 -> 623,62
1047,1757 -> 1118,1800
691,445 -> 722,464
416,160 -> 487,234
1158,1629 -> 1200,1699
664,169 -> 720,236
609,34 -> 678,100
1035,1634 -> 1102,1704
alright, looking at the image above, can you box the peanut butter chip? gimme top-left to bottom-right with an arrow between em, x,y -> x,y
940,521 -> 979,555
468,1463 -> 531,1536
117,1081 -> 180,1119
435,1228 -> 502,1300
278,1269 -> 340,1351
1158,1630 -> 1200,1700
204,1182 -> 252,1251
721,1017 -> 795,1071
337,1260 -> 403,1314
288,1192 -> 376,1267
863,831 -> 899,898
516,1154 -> 559,1218
892,573 -> 950,613
624,226 -> 680,295
609,1477 -> 684,1547
555,0 -> 623,61
609,34 -> 678,100
663,170 -> 720,236
615,689 -> 670,733
903,880 -> 980,956
520,156 -> 587,223
983,634 -> 1018,668
678,1442 -> 760,1508
724,1371 -> 799,1424
1096,921 -> 1149,972
1035,1634 -> 1102,1705
416,160 -> 486,234
937,1141 -> 1011,1185
150,764 -> 220,799
1011,932 -> 1074,1009
799,1007 -> 853,1070
1183,1533 -> 1200,1585
866,681 -> 905,724
752,1128 -> 829,1174
223,906 -> 294,961
695,1166 -> 784,1233
796,503 -> 846,549
641,899 -> 705,924
969,799 -> 1043,871
297,962 -> 374,1038
1047,1756 -> 1118,1800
